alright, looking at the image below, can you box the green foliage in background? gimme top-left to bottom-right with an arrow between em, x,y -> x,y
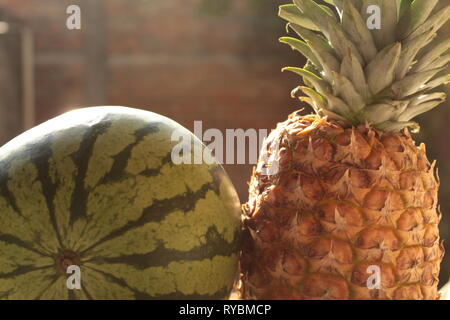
197,0 -> 287,33
197,0 -> 232,16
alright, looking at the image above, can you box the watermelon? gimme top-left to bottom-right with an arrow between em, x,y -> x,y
0,107 -> 241,300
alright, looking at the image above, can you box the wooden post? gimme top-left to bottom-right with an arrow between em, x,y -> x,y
0,27 -> 23,145
83,0 -> 108,106
22,27 -> 35,130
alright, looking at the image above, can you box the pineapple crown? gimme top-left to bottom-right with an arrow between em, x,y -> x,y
280,0 -> 450,132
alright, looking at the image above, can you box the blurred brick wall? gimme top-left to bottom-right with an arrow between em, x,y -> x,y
0,0 -> 303,203
1,0 -> 450,285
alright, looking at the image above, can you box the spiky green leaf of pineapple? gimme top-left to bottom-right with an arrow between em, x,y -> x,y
280,0 -> 450,132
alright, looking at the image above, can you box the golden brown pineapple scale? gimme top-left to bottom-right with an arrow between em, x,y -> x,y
241,113 -> 443,300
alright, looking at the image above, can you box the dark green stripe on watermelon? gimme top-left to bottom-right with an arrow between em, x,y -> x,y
0,136 -> 66,256
80,283 -> 93,300
0,265 -> 52,279
0,234 -> 51,257
35,274 -> 62,300
33,134 -> 64,251
69,120 -> 112,225
84,226 -> 240,268
0,166 -> 22,218
84,263 -> 232,300
98,124 -> 161,185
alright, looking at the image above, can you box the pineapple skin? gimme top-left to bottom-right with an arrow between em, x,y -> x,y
241,112 -> 444,300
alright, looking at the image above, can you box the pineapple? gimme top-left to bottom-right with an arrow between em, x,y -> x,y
241,0 -> 450,300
